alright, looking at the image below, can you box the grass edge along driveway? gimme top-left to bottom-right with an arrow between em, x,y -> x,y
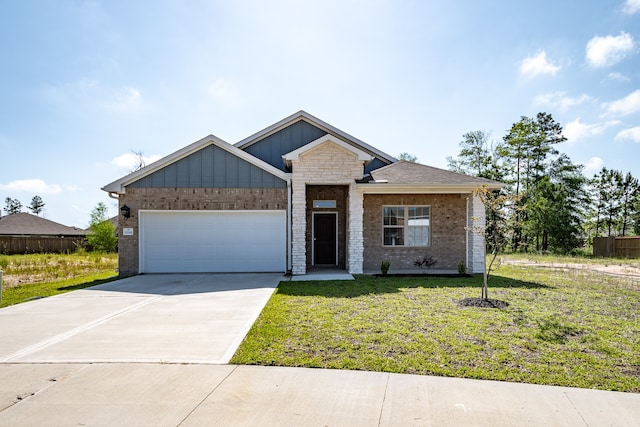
231,264 -> 640,393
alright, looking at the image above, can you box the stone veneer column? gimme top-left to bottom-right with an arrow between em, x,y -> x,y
347,183 -> 364,274
468,194 -> 486,274
291,178 -> 307,275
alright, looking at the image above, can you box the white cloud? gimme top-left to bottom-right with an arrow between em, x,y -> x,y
533,91 -> 592,112
0,179 -> 63,195
615,126 -> 640,142
520,50 -> 560,77
623,0 -> 640,14
564,118 -> 620,142
586,32 -> 635,67
582,157 -> 604,174
207,78 -> 244,107
604,89 -> 640,116
111,152 -> 162,171
607,72 -> 630,82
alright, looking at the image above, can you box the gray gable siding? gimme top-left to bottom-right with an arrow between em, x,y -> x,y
243,120 -> 393,173
243,120 -> 328,171
126,145 -> 286,189
364,158 -> 389,175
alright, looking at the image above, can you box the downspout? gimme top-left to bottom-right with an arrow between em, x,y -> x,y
466,195 -> 470,273
287,179 -> 292,273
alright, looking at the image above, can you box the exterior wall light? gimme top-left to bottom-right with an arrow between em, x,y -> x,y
120,205 -> 131,219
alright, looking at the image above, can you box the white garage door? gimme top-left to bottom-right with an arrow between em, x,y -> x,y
139,210 -> 286,273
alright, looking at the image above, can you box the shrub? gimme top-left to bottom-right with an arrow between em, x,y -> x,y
87,221 -> 117,252
380,260 -> 390,275
414,256 -> 437,270
457,262 -> 467,275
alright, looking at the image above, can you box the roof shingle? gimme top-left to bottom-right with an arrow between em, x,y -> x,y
369,161 -> 502,187
0,213 -> 87,236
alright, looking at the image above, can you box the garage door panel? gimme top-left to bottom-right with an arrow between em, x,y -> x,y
140,211 -> 286,273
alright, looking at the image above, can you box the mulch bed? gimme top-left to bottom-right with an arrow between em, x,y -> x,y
374,273 -> 472,278
458,297 -> 509,309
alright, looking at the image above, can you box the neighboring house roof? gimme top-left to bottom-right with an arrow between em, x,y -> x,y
0,213 -> 87,236
359,161 -> 503,193
102,134 -> 289,194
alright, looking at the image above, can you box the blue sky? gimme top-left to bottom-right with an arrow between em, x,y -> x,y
1,0 -> 639,227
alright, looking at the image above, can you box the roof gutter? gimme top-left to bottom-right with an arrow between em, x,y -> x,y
356,183 -> 503,194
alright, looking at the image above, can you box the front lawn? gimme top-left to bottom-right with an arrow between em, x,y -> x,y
231,261 -> 640,392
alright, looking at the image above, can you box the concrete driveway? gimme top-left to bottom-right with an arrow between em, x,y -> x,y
0,273 -> 282,364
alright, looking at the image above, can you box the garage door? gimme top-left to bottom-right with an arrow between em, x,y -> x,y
139,210 -> 286,273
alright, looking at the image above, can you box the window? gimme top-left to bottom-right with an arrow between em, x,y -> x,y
313,200 -> 336,208
383,206 -> 430,246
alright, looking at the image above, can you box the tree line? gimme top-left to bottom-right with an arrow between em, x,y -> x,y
447,112 -> 640,254
3,196 -> 46,216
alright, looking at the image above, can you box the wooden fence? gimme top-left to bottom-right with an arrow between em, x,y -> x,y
593,236 -> 640,258
0,236 -> 86,255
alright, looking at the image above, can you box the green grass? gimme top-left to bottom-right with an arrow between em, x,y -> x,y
231,259 -> 640,392
0,252 -> 118,308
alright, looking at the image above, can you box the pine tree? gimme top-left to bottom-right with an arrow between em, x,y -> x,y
29,195 -> 45,216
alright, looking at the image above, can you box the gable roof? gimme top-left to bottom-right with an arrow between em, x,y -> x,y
282,134 -> 373,169
360,161 -> 503,193
102,134 -> 289,194
0,213 -> 87,236
235,110 -> 397,165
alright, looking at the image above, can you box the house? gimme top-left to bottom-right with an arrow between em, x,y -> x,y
0,212 -> 87,254
102,111 -> 500,276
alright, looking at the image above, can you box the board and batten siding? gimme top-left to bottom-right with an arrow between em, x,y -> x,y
243,120 -> 328,172
126,145 -> 286,189
241,120 -> 392,174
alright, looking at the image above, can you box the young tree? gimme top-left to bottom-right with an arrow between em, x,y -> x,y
470,185 -> 523,300
87,202 -> 117,252
28,195 -> 45,216
4,197 -> 22,215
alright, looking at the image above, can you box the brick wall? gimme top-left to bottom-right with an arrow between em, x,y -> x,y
363,194 -> 468,272
117,187 -> 287,276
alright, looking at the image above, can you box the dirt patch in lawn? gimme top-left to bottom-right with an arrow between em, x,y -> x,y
459,297 -> 509,309
499,258 -> 640,280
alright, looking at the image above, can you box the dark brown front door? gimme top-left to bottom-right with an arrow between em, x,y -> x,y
314,213 -> 337,265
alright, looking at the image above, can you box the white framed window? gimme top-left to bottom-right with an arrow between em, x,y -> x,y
383,206 -> 430,246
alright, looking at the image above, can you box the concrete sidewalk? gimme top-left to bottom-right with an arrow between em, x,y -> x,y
0,363 -> 638,426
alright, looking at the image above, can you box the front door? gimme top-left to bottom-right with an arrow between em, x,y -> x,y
313,213 -> 337,265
